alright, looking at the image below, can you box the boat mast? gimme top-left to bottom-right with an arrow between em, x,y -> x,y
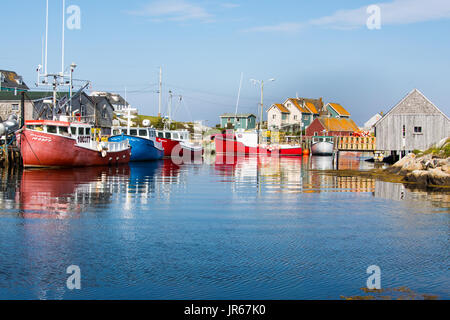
234,72 -> 243,129
45,0 -> 49,79
158,67 -> 162,117
61,0 -> 65,76
126,87 -> 130,134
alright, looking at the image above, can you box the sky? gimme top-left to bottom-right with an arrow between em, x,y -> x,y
1,0 -> 450,126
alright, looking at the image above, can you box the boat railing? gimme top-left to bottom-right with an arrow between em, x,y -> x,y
312,136 -> 334,144
89,140 -> 129,152
61,115 -> 96,124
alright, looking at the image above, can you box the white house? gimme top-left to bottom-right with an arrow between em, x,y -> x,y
267,97 -> 322,131
363,113 -> 383,132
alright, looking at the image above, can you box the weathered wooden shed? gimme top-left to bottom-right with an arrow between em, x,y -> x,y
374,89 -> 449,156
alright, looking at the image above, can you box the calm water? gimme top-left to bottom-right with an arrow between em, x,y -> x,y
0,155 -> 448,300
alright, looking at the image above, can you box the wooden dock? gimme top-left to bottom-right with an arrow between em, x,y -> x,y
0,145 -> 21,168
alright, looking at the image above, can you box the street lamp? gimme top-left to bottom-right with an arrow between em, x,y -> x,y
250,78 -> 275,140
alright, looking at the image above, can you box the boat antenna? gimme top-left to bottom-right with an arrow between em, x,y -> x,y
168,90 -> 173,129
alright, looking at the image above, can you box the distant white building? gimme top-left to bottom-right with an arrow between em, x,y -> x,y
90,91 -> 138,115
363,113 -> 383,132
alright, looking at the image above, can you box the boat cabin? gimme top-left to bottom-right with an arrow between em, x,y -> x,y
112,127 -> 157,139
312,136 -> 334,144
25,120 -> 93,144
155,130 -> 190,141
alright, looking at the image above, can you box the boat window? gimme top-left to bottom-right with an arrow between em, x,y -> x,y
113,129 -> 120,136
47,126 -> 57,134
35,125 -> 44,131
130,129 -> 138,136
158,132 -> 164,138
59,126 -> 69,136
26,125 -> 34,130
78,127 -> 84,135
148,130 -> 154,137
172,133 -> 179,139
165,132 -> 171,139
86,128 -> 91,136
139,129 -> 147,137
71,127 -> 77,135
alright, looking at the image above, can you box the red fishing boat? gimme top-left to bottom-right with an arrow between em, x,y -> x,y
17,119 -> 131,168
214,131 -> 302,156
155,129 -> 203,158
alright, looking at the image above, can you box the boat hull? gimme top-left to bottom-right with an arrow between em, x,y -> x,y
214,136 -> 302,156
17,130 -> 131,168
109,135 -> 164,162
155,137 -> 182,157
311,141 -> 334,156
180,141 -> 204,159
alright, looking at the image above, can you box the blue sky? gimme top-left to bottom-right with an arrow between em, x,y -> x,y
2,0 -> 450,126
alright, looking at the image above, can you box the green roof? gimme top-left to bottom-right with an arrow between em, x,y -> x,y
0,91 -> 70,101
220,113 -> 256,118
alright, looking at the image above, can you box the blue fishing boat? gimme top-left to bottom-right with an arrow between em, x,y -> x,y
109,127 -> 164,162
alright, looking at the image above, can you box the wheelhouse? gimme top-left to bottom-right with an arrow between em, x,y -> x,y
25,120 -> 92,139
112,127 -> 157,139
155,130 -> 190,141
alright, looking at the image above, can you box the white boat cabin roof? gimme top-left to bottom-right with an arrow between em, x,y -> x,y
25,120 -> 93,137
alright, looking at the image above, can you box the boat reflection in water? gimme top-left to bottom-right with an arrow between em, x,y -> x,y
213,154 -> 376,194
18,166 -> 130,219
310,156 -> 334,170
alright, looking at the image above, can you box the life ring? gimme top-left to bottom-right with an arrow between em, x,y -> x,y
101,150 -> 107,158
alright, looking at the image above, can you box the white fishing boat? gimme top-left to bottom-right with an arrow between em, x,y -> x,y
311,136 -> 334,156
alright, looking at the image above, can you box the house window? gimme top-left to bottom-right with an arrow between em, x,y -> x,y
414,126 -> 422,133
102,107 -> 107,119
402,125 -> 406,138
80,105 -> 86,116
12,104 -> 19,111
227,118 -> 231,123
282,114 -> 288,121
294,115 -> 297,120
272,115 -> 276,120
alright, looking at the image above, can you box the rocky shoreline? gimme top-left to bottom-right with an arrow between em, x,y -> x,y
385,153 -> 450,187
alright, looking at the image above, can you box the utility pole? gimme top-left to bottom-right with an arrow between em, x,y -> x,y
251,78 -> 275,140
158,67 -> 163,117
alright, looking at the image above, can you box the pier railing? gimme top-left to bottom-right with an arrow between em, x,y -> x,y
337,136 -> 376,151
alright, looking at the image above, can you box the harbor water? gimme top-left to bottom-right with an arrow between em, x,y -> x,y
0,155 -> 448,300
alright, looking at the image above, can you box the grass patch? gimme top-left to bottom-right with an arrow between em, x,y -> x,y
421,138 -> 450,158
